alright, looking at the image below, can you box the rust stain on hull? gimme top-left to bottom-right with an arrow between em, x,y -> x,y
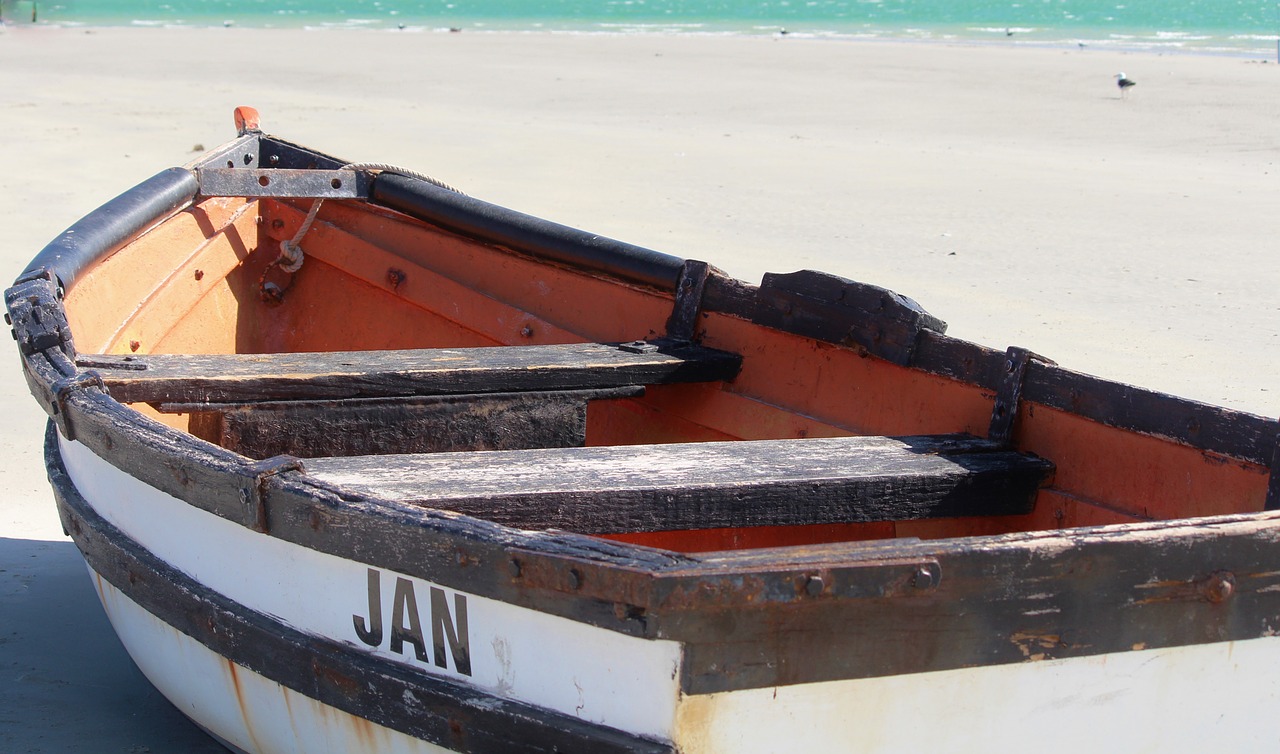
224,658 -> 266,754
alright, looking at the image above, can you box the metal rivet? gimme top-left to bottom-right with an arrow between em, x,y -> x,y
1204,571 -> 1235,604
568,568 -> 582,590
804,575 -> 824,597
508,558 -> 522,578
912,566 -> 937,589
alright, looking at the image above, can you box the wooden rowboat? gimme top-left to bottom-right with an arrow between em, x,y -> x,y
8,107 -> 1280,753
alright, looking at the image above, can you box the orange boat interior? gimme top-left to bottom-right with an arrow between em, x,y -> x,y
61,194 -> 1271,553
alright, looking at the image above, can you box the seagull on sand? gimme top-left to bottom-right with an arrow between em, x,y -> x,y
1115,72 -> 1136,98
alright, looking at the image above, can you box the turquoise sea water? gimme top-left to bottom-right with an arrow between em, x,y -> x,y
3,0 -> 1278,56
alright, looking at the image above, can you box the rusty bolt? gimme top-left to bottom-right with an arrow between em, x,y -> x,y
387,268 -> 406,290
194,269 -> 204,281
508,558 -> 522,578
261,282 -> 284,305
567,568 -> 583,590
520,325 -> 534,338
129,340 -> 140,352
804,574 -> 825,597
271,218 -> 285,230
912,565 -> 937,589
1203,571 -> 1235,604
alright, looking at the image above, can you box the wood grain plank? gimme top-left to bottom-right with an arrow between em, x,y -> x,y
79,341 -> 741,404
304,434 -> 1053,534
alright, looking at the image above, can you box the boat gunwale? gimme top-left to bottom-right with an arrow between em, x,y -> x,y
12,131 -> 1280,695
7,133 -> 1278,551
30,345 -> 1280,695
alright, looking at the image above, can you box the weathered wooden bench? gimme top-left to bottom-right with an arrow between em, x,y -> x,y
77,341 -> 742,458
302,434 -> 1054,532
78,341 -> 742,403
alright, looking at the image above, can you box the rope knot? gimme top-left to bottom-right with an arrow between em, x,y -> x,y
277,239 -> 305,273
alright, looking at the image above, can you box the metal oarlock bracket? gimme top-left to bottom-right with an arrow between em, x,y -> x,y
51,371 -> 106,442
666,259 -> 711,343
242,456 -> 306,534
988,346 -> 1054,446
196,168 -> 371,200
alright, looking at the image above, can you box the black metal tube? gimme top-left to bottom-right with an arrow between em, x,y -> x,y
20,167 -> 199,292
372,173 -> 686,292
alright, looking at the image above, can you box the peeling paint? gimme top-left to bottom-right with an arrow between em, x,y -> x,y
1010,630 -> 1063,661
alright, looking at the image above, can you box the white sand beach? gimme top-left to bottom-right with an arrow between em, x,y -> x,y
1,26 -> 1278,749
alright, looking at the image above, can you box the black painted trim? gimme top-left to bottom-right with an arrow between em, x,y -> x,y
47,423 -> 673,754
371,173 -> 685,292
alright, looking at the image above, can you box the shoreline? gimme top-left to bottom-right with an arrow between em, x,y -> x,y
3,17 -> 1278,59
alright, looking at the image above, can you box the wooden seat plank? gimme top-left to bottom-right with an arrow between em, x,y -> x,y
302,434 -> 1053,534
77,340 -> 741,405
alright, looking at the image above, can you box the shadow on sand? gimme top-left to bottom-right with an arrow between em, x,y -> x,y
0,536 -> 228,753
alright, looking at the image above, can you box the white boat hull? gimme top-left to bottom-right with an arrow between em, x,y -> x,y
59,434 -> 1280,754
58,435 -> 682,746
90,570 -> 454,754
